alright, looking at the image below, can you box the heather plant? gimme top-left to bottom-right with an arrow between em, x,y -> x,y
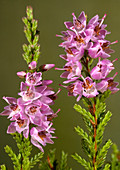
56,12 -> 119,169
0,6 -> 62,170
0,6 -> 120,170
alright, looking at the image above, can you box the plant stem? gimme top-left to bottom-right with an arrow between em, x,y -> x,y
84,56 -> 98,169
21,134 -> 24,170
92,98 -> 97,170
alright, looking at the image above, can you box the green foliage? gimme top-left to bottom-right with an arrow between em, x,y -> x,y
103,164 -> 111,170
100,90 -> 111,102
60,151 -> 72,170
72,153 -> 92,170
110,144 -> 120,170
12,133 -> 32,157
74,104 -> 94,133
22,6 -> 40,64
3,133 -> 43,170
74,104 -> 94,123
0,164 -> 6,170
4,145 -> 21,170
96,111 -> 112,147
96,139 -> 112,168
39,149 -> 57,170
30,152 -> 44,169
39,149 -> 71,170
75,126 -> 93,159
73,91 -> 113,169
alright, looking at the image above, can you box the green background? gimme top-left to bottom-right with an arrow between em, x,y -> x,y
0,0 -> 120,169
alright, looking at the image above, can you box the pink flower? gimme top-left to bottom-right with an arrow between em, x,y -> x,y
17,71 -> 26,78
28,61 -> 37,70
90,58 -> 115,80
25,72 -> 42,86
88,40 -> 115,59
64,12 -> 86,33
18,82 -> 42,103
97,73 -> 119,94
30,124 -> 55,152
57,11 -> 118,102
0,97 -> 23,119
56,60 -> 82,79
87,14 -> 110,41
39,64 -> 55,72
7,115 -> 30,138
81,76 -> 99,98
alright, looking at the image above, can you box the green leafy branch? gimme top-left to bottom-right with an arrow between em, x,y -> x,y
110,144 -> 120,170
22,6 -> 40,64
72,90 -> 113,170
39,149 -> 72,170
0,133 -> 44,170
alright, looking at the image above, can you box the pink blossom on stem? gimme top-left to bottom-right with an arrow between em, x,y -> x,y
0,61 -> 60,152
56,11 -> 119,101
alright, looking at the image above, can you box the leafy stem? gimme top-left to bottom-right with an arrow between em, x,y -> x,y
91,98 -> 97,170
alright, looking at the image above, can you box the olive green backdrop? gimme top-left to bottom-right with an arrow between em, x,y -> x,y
0,0 -> 120,169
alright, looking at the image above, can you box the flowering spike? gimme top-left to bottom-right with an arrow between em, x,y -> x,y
57,11 -> 119,170
0,6 -> 60,154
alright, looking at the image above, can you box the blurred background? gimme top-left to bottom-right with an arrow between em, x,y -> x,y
0,0 -> 120,169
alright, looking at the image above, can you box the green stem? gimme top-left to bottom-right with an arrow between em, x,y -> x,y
92,98 -> 97,170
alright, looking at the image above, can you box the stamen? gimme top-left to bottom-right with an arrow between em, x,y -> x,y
56,34 -> 62,37
80,74 -> 86,82
113,72 -> 118,79
72,13 -> 75,17
99,14 -> 107,27
111,40 -> 118,45
59,84 -> 67,88
55,89 -> 61,96
112,58 -> 118,63
98,57 -> 101,62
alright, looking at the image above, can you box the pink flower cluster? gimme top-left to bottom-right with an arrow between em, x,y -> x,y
0,61 -> 60,152
56,12 -> 119,101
